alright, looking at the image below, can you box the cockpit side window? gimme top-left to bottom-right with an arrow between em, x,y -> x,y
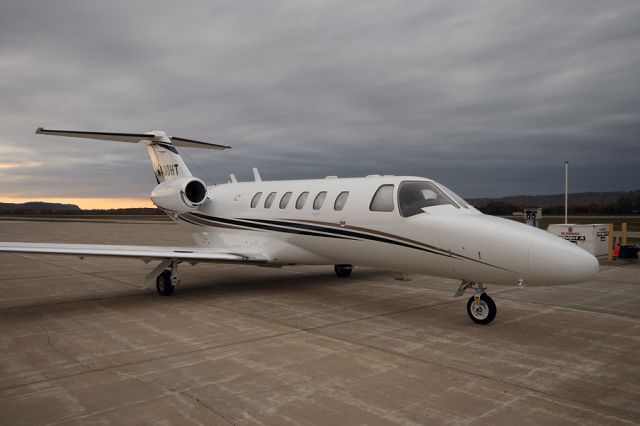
398,181 -> 459,217
369,185 -> 395,212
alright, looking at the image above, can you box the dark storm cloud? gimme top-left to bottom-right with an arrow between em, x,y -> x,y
1,0 -> 639,199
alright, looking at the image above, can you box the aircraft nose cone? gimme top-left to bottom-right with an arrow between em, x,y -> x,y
529,238 -> 599,285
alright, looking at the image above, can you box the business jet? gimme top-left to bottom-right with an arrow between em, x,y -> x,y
0,128 -> 599,324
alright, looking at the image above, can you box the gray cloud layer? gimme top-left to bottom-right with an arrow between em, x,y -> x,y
1,0 -> 639,199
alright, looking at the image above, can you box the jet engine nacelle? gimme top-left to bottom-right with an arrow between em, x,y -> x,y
150,177 -> 208,213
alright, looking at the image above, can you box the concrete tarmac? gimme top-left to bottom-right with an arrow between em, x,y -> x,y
0,221 -> 639,425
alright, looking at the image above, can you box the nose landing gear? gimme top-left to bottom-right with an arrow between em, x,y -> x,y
455,281 -> 497,325
466,292 -> 496,324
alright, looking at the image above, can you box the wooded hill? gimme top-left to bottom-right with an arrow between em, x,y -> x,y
468,190 -> 640,215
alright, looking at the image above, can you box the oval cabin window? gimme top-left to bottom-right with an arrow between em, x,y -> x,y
280,192 -> 292,209
334,191 -> 349,211
264,192 -> 277,208
251,192 -> 262,208
313,192 -> 327,210
296,192 -> 309,209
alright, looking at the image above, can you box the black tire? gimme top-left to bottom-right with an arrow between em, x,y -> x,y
156,270 -> 174,296
466,293 -> 496,325
334,264 -> 353,278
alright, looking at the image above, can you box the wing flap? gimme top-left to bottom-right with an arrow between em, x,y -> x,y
0,243 -> 268,264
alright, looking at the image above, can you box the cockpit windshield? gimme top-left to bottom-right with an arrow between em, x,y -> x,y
436,182 -> 471,209
398,181 -> 459,217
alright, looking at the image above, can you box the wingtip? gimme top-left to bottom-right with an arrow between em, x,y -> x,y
35,127 -> 44,134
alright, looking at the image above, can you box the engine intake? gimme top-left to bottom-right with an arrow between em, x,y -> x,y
151,177 -> 208,213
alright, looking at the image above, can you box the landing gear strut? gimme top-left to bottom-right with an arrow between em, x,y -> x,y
455,281 -> 497,325
334,264 -> 353,278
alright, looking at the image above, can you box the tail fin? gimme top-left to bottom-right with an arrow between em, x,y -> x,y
35,128 -> 230,183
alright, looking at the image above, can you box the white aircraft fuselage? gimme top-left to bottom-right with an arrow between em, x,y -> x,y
175,175 -> 598,287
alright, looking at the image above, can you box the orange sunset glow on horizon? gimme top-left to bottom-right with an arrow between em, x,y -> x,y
0,197 -> 155,210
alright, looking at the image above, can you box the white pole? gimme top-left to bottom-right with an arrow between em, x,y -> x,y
564,161 -> 569,224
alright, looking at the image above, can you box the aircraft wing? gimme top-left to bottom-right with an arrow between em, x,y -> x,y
0,242 -> 268,264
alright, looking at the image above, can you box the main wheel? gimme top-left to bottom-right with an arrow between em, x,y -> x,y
334,264 -> 353,278
156,270 -> 175,296
466,293 -> 496,325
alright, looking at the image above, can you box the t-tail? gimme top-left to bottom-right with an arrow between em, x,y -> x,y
35,128 -> 230,213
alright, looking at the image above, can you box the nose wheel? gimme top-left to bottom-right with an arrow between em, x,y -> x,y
466,293 -> 496,324
456,280 -> 497,324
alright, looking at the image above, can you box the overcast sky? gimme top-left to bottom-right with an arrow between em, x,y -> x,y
1,0 -> 639,203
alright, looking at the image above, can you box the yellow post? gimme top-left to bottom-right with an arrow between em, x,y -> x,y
621,223 -> 628,245
608,223 -> 614,261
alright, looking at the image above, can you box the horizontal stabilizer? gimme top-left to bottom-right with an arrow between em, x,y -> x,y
35,128 -> 231,150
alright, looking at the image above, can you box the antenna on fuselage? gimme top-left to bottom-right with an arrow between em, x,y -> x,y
252,168 -> 262,182
229,174 -> 238,183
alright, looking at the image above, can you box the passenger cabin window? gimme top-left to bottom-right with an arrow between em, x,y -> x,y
313,192 -> 327,210
398,181 -> 459,217
280,192 -> 292,209
251,192 -> 262,208
334,191 -> 349,211
296,192 -> 309,209
264,192 -> 277,208
369,185 -> 395,212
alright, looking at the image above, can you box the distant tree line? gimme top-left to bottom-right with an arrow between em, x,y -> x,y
477,193 -> 640,215
0,202 -> 163,215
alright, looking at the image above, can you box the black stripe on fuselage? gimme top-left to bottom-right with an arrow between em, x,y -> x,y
184,213 -> 513,272
241,218 -> 513,272
191,213 -> 352,240
193,214 -> 450,259
241,217 -> 452,259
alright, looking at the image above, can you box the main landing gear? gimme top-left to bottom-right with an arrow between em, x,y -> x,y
144,260 -> 181,296
156,269 -> 179,296
334,264 -> 353,278
455,281 -> 497,325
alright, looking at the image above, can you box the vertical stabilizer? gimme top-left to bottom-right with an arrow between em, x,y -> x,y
144,131 -> 192,183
